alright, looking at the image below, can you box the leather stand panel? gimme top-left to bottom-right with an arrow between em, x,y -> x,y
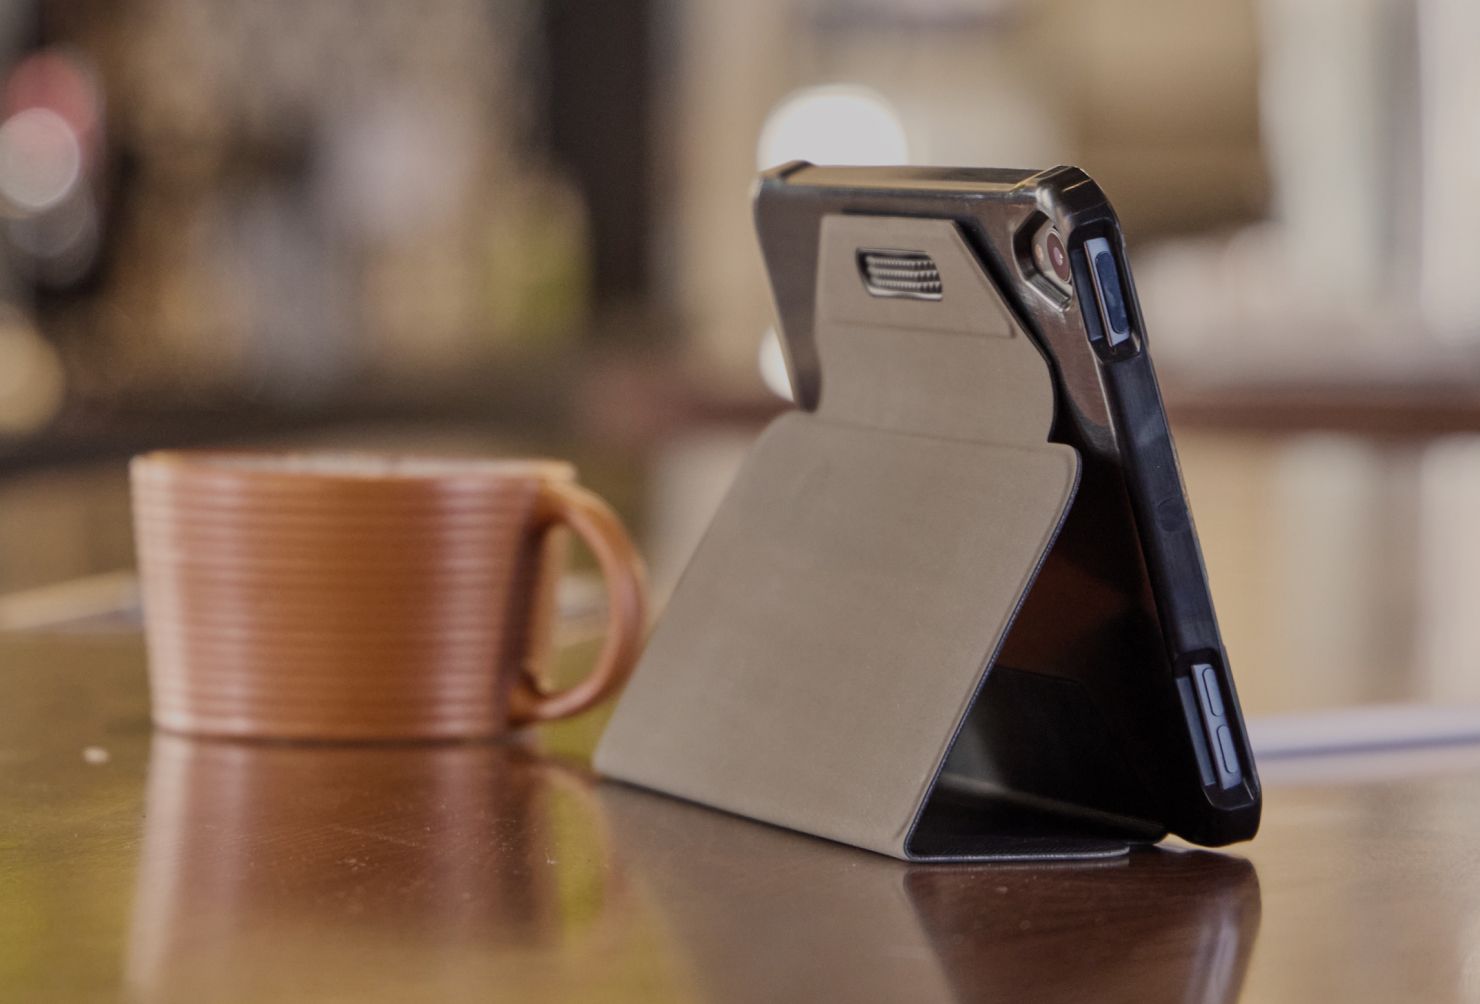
597,213 -> 1096,860
595,416 -> 1078,858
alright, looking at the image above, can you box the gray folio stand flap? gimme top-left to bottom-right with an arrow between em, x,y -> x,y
596,215 -> 1130,861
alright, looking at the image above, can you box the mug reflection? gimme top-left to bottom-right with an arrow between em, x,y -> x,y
125,736 -> 648,1002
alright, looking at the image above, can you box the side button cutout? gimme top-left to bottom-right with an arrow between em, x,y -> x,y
1084,236 -> 1133,351
1192,661 -> 1243,790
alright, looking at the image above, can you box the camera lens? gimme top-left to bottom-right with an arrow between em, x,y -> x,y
1044,231 -> 1071,283
1033,227 -> 1072,291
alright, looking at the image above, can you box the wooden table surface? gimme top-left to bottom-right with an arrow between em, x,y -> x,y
5,631 -> 1480,1003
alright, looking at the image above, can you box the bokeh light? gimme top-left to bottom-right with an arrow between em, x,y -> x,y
0,107 -> 82,215
756,85 -> 909,170
0,309 -> 65,435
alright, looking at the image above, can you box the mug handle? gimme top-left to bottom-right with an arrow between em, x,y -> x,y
508,481 -> 648,725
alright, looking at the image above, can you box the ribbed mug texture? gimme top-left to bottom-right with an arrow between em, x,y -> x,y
131,453 -> 637,741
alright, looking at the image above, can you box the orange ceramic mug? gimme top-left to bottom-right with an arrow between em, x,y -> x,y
130,452 -> 647,740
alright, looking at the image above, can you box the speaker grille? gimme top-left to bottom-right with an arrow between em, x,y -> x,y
858,249 -> 942,300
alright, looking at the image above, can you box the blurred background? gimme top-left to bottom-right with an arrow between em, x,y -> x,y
1,0 -> 1479,718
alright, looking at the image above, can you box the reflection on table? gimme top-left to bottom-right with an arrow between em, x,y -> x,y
123,732 -> 1257,1004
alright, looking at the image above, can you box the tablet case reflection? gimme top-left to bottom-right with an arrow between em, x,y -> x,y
599,781 -> 1261,1004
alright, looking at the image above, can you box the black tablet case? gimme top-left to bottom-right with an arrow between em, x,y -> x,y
596,214 -> 1163,860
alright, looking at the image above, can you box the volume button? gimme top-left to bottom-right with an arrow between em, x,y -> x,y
1215,724 -> 1240,775
1198,664 -> 1225,718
